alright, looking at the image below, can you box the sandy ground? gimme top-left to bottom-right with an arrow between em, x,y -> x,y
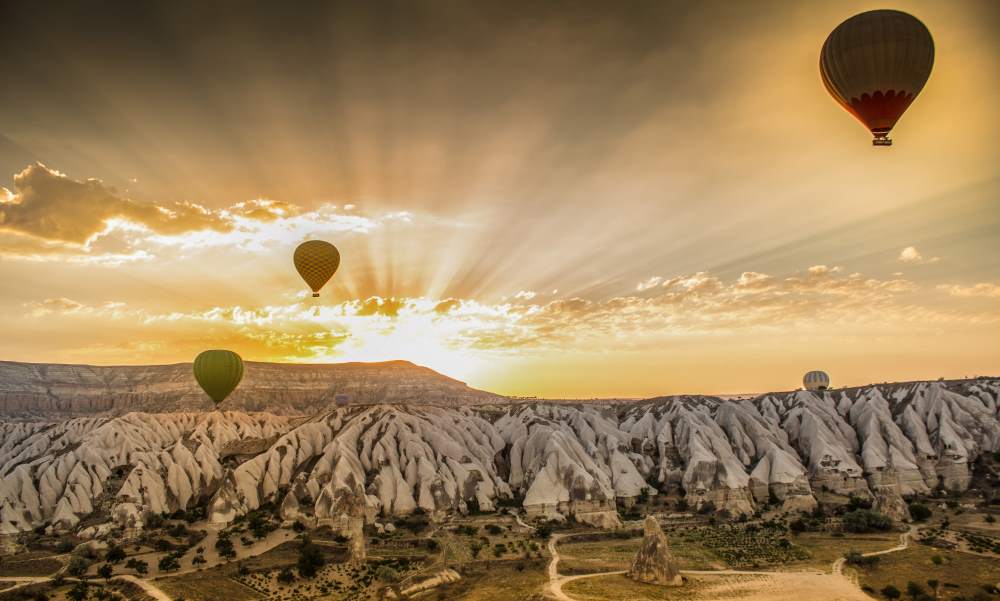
547,527 -> 916,601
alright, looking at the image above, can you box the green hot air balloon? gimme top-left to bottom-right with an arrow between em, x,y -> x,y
193,350 -> 244,407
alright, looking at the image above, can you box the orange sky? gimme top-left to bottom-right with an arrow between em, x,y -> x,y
1,1 -> 998,397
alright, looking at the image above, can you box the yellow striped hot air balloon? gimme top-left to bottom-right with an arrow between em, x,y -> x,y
193,350 -> 244,407
294,240 -> 341,297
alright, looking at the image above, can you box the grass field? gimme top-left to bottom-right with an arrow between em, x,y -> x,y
158,565 -> 264,601
0,552 -> 62,577
855,544 -> 1000,600
787,532 -> 899,570
431,558 -> 548,601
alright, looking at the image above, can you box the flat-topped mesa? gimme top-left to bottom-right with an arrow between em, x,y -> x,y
628,516 -> 683,586
0,359 -> 505,416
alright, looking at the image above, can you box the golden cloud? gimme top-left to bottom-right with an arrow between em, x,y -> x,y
0,164 -> 229,244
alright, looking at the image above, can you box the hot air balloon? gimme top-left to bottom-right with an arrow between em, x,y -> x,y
820,10 -> 934,146
335,393 -> 350,408
803,370 -> 830,391
193,350 -> 244,407
294,240 -> 340,297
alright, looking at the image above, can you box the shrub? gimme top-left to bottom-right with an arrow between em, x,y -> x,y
881,584 -> 901,599
277,567 -> 295,584
125,558 -> 148,575
67,556 -> 90,577
845,549 -> 880,567
374,565 -> 399,582
906,581 -> 925,599
105,544 -> 126,564
908,503 -> 932,522
485,524 -> 504,536
158,555 -> 180,572
930,555 -> 944,565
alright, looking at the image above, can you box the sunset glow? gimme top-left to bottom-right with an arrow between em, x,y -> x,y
1,0 -> 998,397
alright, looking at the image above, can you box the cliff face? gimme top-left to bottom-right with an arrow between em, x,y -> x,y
0,374 -> 997,537
0,360 -> 505,416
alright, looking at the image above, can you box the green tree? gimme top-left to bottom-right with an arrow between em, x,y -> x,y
125,558 -> 148,575
158,555 -> 180,572
67,556 -> 90,578
842,510 -> 893,533
908,503 -> 932,522
105,544 -> 126,564
277,567 -> 295,584
906,581 -> 925,599
97,563 -> 114,581
881,584 -> 902,599
297,537 -> 325,578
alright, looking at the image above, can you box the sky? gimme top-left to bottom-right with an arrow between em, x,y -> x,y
1,0 -> 998,398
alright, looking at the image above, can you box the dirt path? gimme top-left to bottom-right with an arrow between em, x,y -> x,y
832,525 -> 914,577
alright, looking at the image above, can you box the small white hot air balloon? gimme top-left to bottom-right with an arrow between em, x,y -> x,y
803,371 -> 831,391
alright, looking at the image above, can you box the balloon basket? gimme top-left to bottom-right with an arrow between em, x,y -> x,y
312,293 -> 320,298
872,137 -> 892,146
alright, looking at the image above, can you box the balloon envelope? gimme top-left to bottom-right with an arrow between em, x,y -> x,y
820,10 -> 934,145
803,370 -> 830,391
294,240 -> 340,297
193,350 -> 244,405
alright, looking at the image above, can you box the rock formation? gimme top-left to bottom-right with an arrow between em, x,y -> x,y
0,372 -> 997,536
628,516 -> 683,586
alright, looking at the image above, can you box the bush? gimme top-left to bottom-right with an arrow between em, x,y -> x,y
97,563 -> 113,581
908,503 -> 932,522
158,555 -> 180,572
881,584 -> 901,599
277,567 -> 295,584
215,537 -> 236,560
906,581 -> 925,599
125,558 -> 148,575
847,495 -> 873,511
374,565 -> 399,582
842,510 -> 893,533
485,524 -> 504,536
930,555 -> 944,565
845,549 -> 880,567
105,544 -> 126,564
67,556 -> 90,577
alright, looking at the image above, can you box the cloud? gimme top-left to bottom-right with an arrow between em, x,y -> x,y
898,246 -> 941,264
25,297 -> 126,317
28,266 -> 990,366
0,164 -> 431,262
0,163 -> 229,244
937,283 -> 1000,298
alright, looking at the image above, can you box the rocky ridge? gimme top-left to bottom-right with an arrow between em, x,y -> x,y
0,376 -> 997,540
0,360 -> 504,416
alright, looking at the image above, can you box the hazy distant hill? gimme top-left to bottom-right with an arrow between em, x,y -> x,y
0,359 -> 506,416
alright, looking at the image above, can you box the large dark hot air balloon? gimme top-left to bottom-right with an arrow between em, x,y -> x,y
820,10 -> 934,146
193,350 -> 244,407
294,240 -> 340,297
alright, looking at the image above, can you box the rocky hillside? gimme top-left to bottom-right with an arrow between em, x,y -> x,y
0,378 -> 997,538
0,360 -> 505,416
